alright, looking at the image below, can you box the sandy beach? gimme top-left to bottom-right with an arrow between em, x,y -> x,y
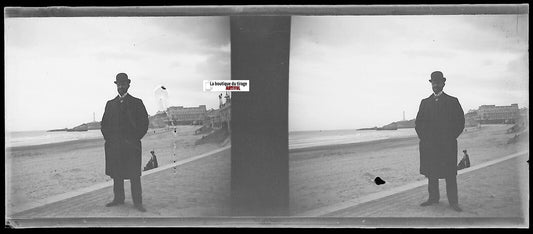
5,126 -> 228,213
10,148 -> 231,218
289,124 -> 529,215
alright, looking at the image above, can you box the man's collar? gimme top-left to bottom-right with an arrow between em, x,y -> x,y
433,91 -> 443,97
119,92 -> 129,99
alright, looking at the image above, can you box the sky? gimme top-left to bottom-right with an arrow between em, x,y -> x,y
5,17 -> 230,132
289,15 -> 529,132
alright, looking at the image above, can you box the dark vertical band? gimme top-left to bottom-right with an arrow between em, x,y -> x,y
230,16 -> 291,216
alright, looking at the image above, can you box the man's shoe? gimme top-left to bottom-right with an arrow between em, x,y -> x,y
105,200 -> 124,207
134,204 -> 147,212
420,200 -> 439,207
450,204 -> 463,212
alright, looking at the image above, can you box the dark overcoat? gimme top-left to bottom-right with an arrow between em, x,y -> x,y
101,94 -> 149,179
415,92 -> 465,178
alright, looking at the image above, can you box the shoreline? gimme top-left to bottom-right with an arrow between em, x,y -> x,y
7,129 -> 418,155
6,137 -> 105,153
289,135 -> 419,154
5,127 -> 176,154
289,125 -> 508,154
9,133 -> 419,155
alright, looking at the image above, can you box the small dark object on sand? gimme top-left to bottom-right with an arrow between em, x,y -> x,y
374,177 -> 386,185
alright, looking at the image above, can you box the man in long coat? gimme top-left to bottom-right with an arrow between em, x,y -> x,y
415,71 -> 465,212
101,73 -> 149,212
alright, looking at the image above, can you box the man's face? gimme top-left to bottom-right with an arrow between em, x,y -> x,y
116,82 -> 130,96
431,80 -> 445,94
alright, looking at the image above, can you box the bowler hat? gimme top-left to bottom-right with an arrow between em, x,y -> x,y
429,71 -> 446,83
114,73 -> 131,84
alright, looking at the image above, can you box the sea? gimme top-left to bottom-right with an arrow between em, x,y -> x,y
5,130 -> 104,148
289,128 -> 418,150
6,128 -> 418,149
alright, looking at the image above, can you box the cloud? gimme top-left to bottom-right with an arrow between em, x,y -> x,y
136,17 -> 230,57
289,15 -> 529,131
195,50 -> 231,79
5,17 -> 230,131
148,17 -> 230,47
506,52 -> 529,76
402,49 -> 458,59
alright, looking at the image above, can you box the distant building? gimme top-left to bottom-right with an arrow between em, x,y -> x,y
205,108 -> 221,128
167,105 -> 207,125
205,104 -> 231,130
219,102 -> 231,133
464,110 -> 479,127
518,107 -> 529,127
147,93 -> 232,130
148,112 -> 169,128
477,104 -> 520,124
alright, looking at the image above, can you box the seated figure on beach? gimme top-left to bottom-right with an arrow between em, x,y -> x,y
457,150 -> 470,170
143,150 -> 159,171
101,73 -> 149,212
415,71 -> 465,212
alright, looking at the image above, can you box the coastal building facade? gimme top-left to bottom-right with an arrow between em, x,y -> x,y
519,108 -> 528,126
477,104 -> 520,124
205,100 -> 231,130
219,102 -> 231,133
166,105 -> 207,125
205,108 -> 221,128
147,93 -> 231,129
